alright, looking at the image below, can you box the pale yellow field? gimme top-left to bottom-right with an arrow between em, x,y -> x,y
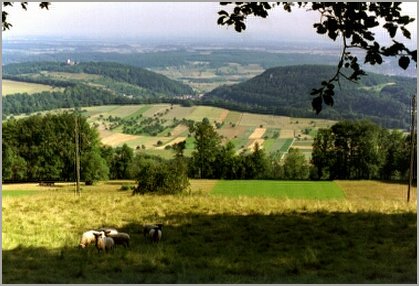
336,180 -> 417,202
2,80 -> 62,95
248,128 -> 266,139
219,110 -> 229,122
100,132 -> 140,147
279,129 -> 295,139
188,106 -> 229,122
170,124 -> 189,137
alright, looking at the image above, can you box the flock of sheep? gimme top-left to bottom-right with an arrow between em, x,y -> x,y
79,224 -> 163,253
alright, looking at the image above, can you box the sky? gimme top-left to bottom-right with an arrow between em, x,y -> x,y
2,2 -> 418,46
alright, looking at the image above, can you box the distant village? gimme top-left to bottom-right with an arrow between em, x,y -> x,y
66,59 -> 77,65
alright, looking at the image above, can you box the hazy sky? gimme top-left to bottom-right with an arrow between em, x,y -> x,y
2,2 -> 417,46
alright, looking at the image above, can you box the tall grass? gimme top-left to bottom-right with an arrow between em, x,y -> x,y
2,180 -> 417,283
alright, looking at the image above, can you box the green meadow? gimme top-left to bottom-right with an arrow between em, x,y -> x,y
2,180 -> 416,283
211,180 -> 345,199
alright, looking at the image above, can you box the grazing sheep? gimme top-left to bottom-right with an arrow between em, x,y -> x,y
108,232 -> 130,248
93,231 -> 115,253
79,230 -> 101,248
143,224 -> 163,242
97,227 -> 118,236
148,224 -> 163,243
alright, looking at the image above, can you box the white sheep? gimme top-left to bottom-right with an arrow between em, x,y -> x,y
93,231 -> 115,253
108,232 -> 130,248
79,230 -> 101,248
97,227 -> 118,236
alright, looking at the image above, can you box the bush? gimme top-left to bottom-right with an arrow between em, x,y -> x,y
133,158 -> 190,195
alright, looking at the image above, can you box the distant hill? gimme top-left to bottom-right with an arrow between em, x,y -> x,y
2,62 -> 195,115
203,65 -> 416,129
3,61 -> 194,96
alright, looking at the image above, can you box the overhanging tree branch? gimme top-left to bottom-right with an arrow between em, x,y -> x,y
2,2 -> 50,31
217,2 -> 417,114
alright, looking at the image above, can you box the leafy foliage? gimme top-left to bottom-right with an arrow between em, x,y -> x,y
133,158 -> 190,195
311,120 -> 416,180
2,112 -> 107,183
217,2 -> 416,113
282,148 -> 310,180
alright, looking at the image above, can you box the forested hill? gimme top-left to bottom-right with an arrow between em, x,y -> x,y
3,61 -> 194,96
203,65 -> 416,129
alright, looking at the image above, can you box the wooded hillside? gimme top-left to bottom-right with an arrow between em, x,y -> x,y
203,65 -> 416,129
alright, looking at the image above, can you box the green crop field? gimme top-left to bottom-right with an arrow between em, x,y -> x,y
211,180 -> 345,199
2,180 -> 416,283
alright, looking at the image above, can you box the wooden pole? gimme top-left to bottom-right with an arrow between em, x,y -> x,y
75,114 -> 81,197
407,95 -> 416,202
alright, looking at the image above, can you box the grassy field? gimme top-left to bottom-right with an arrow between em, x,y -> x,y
2,79 -> 62,95
211,180 -> 345,199
2,180 -> 416,283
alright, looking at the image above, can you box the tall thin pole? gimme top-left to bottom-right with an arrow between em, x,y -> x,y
407,95 -> 416,202
75,114 -> 81,197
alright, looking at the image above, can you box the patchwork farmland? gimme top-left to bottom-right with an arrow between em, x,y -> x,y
80,104 -> 336,159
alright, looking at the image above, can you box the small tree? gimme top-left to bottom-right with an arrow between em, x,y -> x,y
133,158 -> 190,195
190,118 -> 222,178
282,148 -> 310,180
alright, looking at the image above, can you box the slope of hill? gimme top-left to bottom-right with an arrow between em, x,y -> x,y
2,62 -> 195,115
3,61 -> 194,96
203,65 -> 416,129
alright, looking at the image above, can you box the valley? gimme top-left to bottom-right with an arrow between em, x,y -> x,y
16,104 -> 335,160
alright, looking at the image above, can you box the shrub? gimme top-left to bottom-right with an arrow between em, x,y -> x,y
133,158 -> 190,195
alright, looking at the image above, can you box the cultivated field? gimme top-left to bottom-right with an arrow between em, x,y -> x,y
79,104 -> 335,158
2,79 -> 62,95
2,180 -> 416,283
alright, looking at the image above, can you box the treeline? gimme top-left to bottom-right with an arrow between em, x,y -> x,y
312,120 -> 416,181
2,112 -> 108,183
2,85 -> 133,115
3,61 -> 194,96
2,84 -> 194,117
3,114 -> 415,189
183,118 -> 416,181
203,65 -> 416,129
